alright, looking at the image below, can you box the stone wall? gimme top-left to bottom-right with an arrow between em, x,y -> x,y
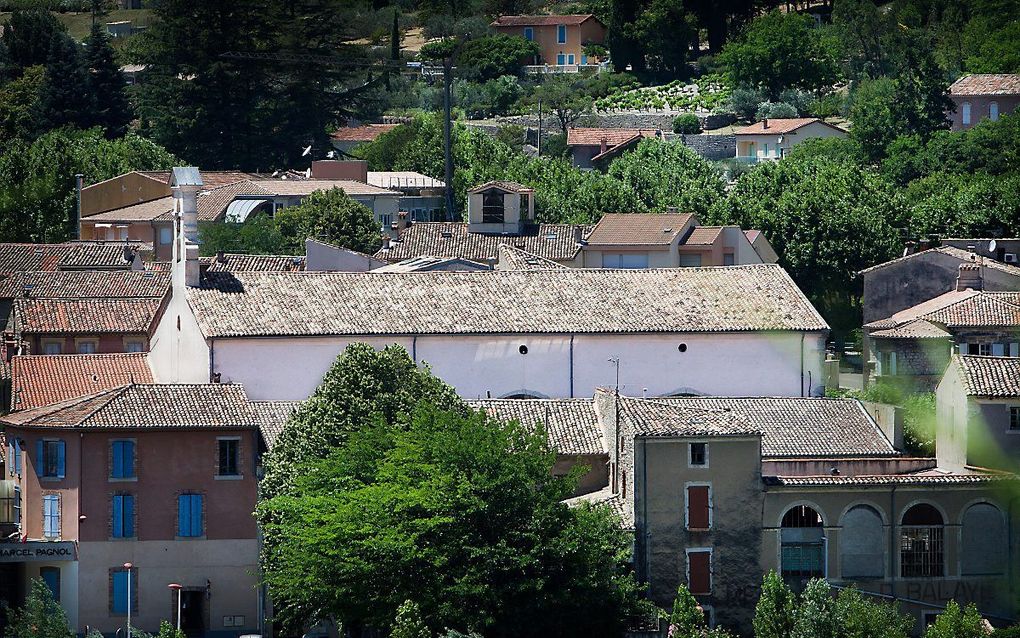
676,133 -> 736,161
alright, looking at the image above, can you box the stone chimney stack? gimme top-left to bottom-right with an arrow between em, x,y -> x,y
171,167 -> 204,287
763,118 -> 769,129
956,262 -> 983,291
600,137 -> 607,154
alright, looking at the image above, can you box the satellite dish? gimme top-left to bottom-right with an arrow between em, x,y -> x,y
988,239 -> 997,253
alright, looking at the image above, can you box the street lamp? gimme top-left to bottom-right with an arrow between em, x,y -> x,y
124,563 -> 133,638
168,583 -> 183,632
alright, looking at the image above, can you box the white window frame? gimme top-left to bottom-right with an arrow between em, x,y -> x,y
567,54 -> 575,65
962,101 -> 972,125
42,493 -> 60,539
123,338 -> 145,353
688,442 -> 709,468
978,343 -> 992,356
684,482 -> 713,531
556,24 -> 566,44
685,547 -> 713,595
75,338 -> 99,354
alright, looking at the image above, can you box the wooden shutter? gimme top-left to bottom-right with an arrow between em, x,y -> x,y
687,486 -> 710,530
688,551 -> 711,594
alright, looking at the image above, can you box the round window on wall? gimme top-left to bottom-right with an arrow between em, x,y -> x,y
678,343 -> 688,353
519,344 -> 529,355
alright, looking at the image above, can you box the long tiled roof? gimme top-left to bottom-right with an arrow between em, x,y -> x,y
1,384 -> 258,429
566,128 -> 658,147
14,298 -> 163,334
376,223 -> 586,262
922,293 -> 1020,327
82,197 -> 173,222
187,265 -> 828,338
620,396 -> 760,437
470,398 -> 605,455
468,180 -> 534,194
869,319 -> 950,340
252,400 -> 302,448
250,179 -> 399,197
492,14 -> 598,26
734,118 -> 845,135
586,214 -> 693,246
0,243 -> 138,273
204,254 -> 306,272
949,74 -> 1020,96
11,353 -> 153,411
330,124 -> 399,142
769,470 -> 1015,486
652,396 -> 896,458
496,244 -> 566,270
858,245 -> 1020,277
955,355 -> 1020,397
194,180 -> 275,220
0,270 -> 170,299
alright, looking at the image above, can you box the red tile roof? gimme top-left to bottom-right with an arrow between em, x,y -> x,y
566,128 -> 659,147
949,74 -> 1020,96
0,270 -> 170,300
586,213 -> 695,246
467,180 -> 535,194
0,243 -> 139,273
330,124 -> 399,142
492,14 -> 599,27
15,298 -> 163,335
11,353 -> 153,411
683,226 -> 724,246
734,118 -> 846,135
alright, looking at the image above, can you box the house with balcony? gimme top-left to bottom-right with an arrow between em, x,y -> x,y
947,74 -> 1020,131
491,14 -> 606,71
733,118 -> 847,164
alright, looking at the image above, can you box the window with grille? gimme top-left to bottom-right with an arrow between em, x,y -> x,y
780,505 -> 824,580
481,191 -> 504,224
218,439 -> 239,476
689,443 -> 707,467
900,503 -> 944,578
1009,407 -> 1020,431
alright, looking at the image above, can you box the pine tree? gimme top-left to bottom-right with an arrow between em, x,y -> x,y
39,31 -> 94,131
85,21 -> 133,137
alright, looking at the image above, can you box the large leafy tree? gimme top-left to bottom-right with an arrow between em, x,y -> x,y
753,571 -> 797,638
456,35 -> 539,81
1,9 -> 65,71
273,187 -> 382,255
790,579 -> 913,638
719,10 -> 838,100
259,400 -> 650,637
923,601 -> 986,638
709,155 -> 904,334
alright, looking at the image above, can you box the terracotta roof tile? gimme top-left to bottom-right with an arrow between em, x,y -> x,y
496,244 -> 566,270
859,245 -> 1020,276
11,353 -> 153,410
0,270 -> 170,300
922,293 -> 1020,327
734,118 -> 845,135
196,180 -> 275,221
620,396 -> 760,437
378,222 -> 585,262
949,74 -> 1020,96
186,265 -> 828,338
250,179 -> 398,197
470,398 -> 605,455
1,384 -> 258,429
82,197 -> 174,222
0,243 -> 139,273
586,214 -> 694,246
252,400 -> 302,448
492,14 -> 598,26
769,470 -> 1015,486
683,226 -> 724,246
204,254 -> 306,272
955,355 -> 1020,397
330,124 -> 398,142
566,128 -> 659,147
14,298 -> 163,335
869,319 -> 951,339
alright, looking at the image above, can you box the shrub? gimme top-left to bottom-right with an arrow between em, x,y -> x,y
755,101 -> 798,120
674,113 -> 702,135
728,86 -> 766,121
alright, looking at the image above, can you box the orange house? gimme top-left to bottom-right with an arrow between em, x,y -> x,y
491,14 -> 606,68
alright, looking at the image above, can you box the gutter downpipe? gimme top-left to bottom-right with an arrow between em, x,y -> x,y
568,334 -> 574,398
209,338 -> 215,383
412,335 -> 418,364
800,332 -> 805,397
889,484 -> 897,604
642,436 -> 649,585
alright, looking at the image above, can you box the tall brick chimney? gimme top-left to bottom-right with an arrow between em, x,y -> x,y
956,263 -> 983,291
171,167 -> 203,287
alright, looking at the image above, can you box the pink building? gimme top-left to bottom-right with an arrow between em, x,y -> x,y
947,74 -> 1020,131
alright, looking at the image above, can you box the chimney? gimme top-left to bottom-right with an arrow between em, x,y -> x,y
956,263 -> 983,291
171,167 -> 203,287
216,251 -> 227,264
398,210 -> 410,231
600,137 -> 607,154
381,234 -> 391,250
762,118 -> 769,129
573,226 -> 583,244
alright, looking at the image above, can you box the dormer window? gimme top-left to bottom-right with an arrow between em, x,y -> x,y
482,191 -> 505,224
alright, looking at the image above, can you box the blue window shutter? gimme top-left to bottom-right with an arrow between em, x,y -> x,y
56,441 -> 65,478
113,496 -> 122,537
112,571 -> 127,614
192,495 -> 203,536
14,440 -> 20,475
124,442 -> 134,478
112,442 -> 123,478
178,495 -> 188,536
124,496 -> 134,537
36,440 -> 43,477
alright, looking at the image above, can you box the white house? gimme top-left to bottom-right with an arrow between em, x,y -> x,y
733,118 -> 847,164
148,169 -> 829,401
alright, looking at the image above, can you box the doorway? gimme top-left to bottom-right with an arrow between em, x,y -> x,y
180,589 -> 205,636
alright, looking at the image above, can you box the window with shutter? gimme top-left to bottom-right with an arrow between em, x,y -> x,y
37,440 -> 66,479
177,493 -> 203,537
112,494 -> 135,538
111,441 -> 135,479
686,485 -> 711,530
687,549 -> 711,594
43,494 -> 60,538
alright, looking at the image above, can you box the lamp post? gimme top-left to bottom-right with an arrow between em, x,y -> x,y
124,562 -> 133,638
168,583 -> 183,632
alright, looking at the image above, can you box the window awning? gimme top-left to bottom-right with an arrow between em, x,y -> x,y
225,198 -> 271,223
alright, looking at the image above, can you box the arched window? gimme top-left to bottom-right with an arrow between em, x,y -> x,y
990,101 -> 999,121
961,503 -> 1005,576
781,505 -> 825,581
962,102 -> 972,125
840,505 -> 884,579
900,503 -> 944,578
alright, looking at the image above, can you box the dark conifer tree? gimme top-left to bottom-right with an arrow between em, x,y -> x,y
39,32 -> 95,131
85,21 -> 133,137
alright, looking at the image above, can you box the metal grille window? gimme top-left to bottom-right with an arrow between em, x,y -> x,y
218,439 -> 239,476
780,505 -> 824,581
900,504 -> 944,578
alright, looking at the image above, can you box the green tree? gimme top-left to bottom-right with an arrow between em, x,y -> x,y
259,401 -> 650,637
924,601 -> 986,638
39,32 -> 94,131
829,587 -> 913,638
3,578 -> 72,638
792,579 -> 834,638
669,584 -> 705,636
752,571 -> 796,638
719,11 -> 838,100
154,621 -> 185,638
673,113 -> 701,135
0,64 -> 43,141
711,152 -> 904,335
531,75 -> 592,136
392,600 -> 431,638
273,188 -> 380,255
457,35 -> 539,82
1,9 -> 66,72
85,21 -> 133,138
634,0 -> 696,77
906,172 -> 1020,239
847,77 -> 901,163
607,139 -> 726,220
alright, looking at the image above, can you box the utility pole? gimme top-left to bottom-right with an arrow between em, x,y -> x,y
442,55 -> 455,221
537,99 -> 542,157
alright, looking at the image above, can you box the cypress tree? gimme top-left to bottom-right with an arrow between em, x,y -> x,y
85,21 -> 133,137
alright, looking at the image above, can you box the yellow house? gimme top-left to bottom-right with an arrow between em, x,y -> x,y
491,14 -> 606,69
